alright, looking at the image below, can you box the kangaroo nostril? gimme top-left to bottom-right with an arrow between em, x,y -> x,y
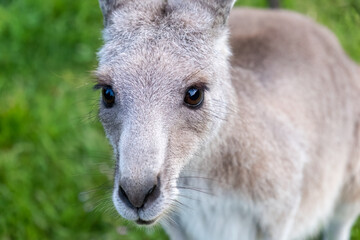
119,186 -> 127,198
142,184 -> 157,207
147,185 -> 156,197
118,185 -> 133,209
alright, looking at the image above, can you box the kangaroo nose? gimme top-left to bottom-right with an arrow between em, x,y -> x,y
118,176 -> 160,209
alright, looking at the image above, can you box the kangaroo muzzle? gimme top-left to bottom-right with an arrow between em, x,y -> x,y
116,120 -> 166,210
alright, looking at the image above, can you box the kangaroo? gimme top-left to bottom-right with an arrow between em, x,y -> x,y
95,0 -> 360,239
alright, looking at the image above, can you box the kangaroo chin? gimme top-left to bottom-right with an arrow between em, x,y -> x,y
95,0 -> 360,239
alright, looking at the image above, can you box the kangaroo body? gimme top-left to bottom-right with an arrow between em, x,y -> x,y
96,1 -> 360,239
164,9 -> 360,240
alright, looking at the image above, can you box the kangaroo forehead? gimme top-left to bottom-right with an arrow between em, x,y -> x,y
97,34 -> 215,85
102,23 -> 212,57
95,57 -> 211,91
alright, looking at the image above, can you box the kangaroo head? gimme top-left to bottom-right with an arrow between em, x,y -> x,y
96,0 -> 235,225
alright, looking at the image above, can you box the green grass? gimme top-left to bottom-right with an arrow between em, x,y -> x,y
0,0 -> 359,239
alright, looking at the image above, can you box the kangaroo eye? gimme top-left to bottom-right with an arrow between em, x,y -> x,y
184,86 -> 204,108
102,87 -> 115,108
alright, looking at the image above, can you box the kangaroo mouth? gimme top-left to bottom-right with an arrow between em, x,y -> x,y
136,218 -> 157,225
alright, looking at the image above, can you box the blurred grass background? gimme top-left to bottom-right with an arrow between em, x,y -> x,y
0,0 -> 359,239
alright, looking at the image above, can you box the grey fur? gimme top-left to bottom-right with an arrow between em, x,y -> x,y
95,0 -> 360,239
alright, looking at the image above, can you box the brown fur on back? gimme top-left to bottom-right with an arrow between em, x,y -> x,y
225,8 -> 360,237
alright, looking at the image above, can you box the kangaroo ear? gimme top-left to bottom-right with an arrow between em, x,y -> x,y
98,0 -> 124,25
212,0 -> 237,24
168,0 -> 237,26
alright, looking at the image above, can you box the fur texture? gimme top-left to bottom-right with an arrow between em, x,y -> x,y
95,1 -> 360,239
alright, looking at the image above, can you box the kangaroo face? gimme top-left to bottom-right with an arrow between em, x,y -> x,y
96,0 -> 233,225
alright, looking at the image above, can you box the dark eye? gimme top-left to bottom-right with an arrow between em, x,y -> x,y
102,87 -> 115,108
184,86 -> 204,108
